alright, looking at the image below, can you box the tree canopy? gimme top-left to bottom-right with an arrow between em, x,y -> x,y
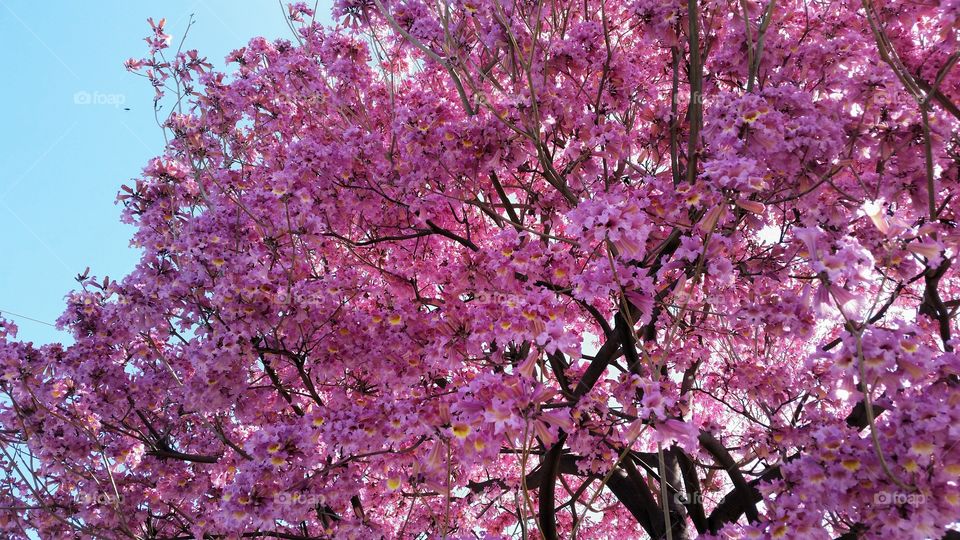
2,0 -> 960,538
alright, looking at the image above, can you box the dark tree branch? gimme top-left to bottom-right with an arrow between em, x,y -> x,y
699,431 -> 760,524
538,437 -> 566,540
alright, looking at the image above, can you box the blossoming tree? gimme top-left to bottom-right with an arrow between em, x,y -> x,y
2,0 -> 960,538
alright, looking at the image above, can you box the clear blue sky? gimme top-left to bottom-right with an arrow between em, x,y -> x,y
0,1 -> 332,345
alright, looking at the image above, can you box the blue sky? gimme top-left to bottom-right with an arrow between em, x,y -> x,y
0,1 -> 332,344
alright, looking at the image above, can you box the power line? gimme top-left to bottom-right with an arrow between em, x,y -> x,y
0,309 -> 57,328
